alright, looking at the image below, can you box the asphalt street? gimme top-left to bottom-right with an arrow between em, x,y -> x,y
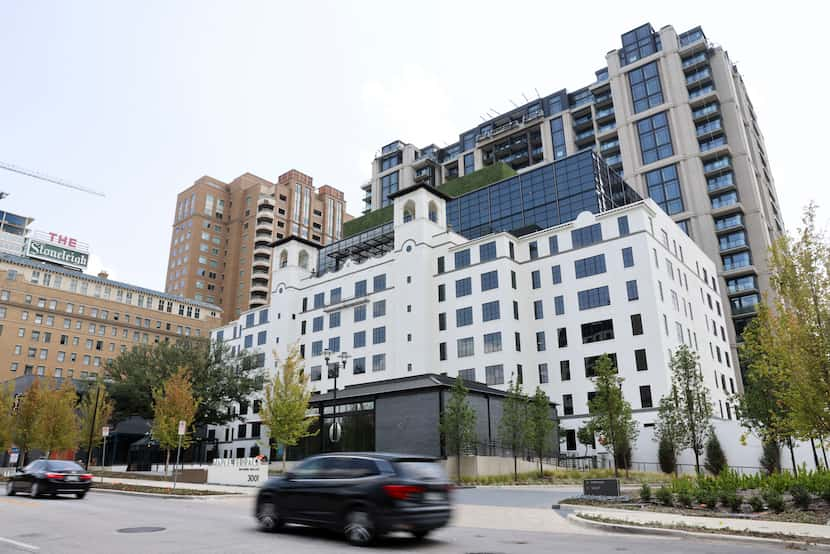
0,488 -> 808,553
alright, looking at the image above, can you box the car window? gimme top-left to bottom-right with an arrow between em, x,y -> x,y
395,461 -> 447,481
46,461 -> 83,472
292,457 -> 326,479
324,457 -> 378,479
24,461 -> 44,473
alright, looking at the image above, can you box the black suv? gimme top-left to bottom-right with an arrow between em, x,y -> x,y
255,453 -> 452,545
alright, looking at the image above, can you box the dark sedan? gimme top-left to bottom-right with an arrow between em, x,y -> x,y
6,460 -> 93,499
255,453 -> 452,546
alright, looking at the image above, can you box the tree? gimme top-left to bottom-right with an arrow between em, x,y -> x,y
260,345 -> 317,473
12,379 -> 43,467
34,379 -> 80,458
526,387 -> 556,478
498,378 -> 528,481
655,389 -> 684,477
440,377 -> 477,483
759,440 -> 781,475
152,367 -> 199,474
704,429 -> 727,475
78,378 -> 114,457
668,345 -> 712,474
577,426 -> 594,457
108,339 -> 263,428
657,435 -> 677,475
0,383 -> 15,455
586,354 -> 638,477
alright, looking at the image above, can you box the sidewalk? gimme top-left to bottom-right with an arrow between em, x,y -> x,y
569,505 -> 830,541
95,476 -> 257,495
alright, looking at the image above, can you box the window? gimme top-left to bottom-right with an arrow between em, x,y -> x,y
313,293 -> 325,309
533,300 -> 544,320
372,300 -> 386,318
639,385 -> 653,408
626,280 -> 639,301
638,111 -> 673,164
372,353 -> 386,372
328,336 -> 341,352
353,331 -> 366,348
582,319 -> 614,343
557,327 -> 568,348
574,254 -> 607,278
458,368 -> 476,382
372,326 -> 386,344
562,395 -> 574,416
354,280 -> 367,297
618,216 -> 630,236
353,305 -> 367,322
622,247 -> 634,268
538,363 -> 549,384
551,265 -> 562,284
514,332 -> 521,351
437,284 -> 446,302
257,331 -> 267,345
454,249 -> 470,269
330,287 -> 342,304
244,335 -> 253,349
439,342 -> 447,361
578,286 -> 611,310
536,331 -> 546,352
550,117 -> 566,159
437,256 -> 445,274
480,270 -> 498,291
479,242 -> 496,262
571,224 -> 602,248
635,348 -> 648,371
482,301 -> 500,322
464,152 -> 475,174
554,295 -> 565,315
380,172 -> 399,207
455,277 -> 472,297
329,311 -> 341,328
631,314 -> 644,335
511,271 -> 516,289
310,365 -> 322,381
485,364 -> 504,386
312,316 -> 323,332
457,337 -> 475,358
549,235 -> 559,255
353,357 -> 366,375
531,270 -> 541,289
723,251 -> 752,271
711,191 -> 738,210
483,332 -> 502,353
645,164 -> 684,215
584,353 -> 617,378
456,307 -> 473,327
529,241 -> 539,260
628,61 -> 663,112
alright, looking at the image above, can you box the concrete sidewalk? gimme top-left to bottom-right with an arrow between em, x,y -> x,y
96,476 -> 257,495
569,505 -> 830,541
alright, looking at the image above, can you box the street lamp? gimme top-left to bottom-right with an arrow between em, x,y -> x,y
85,376 -> 102,470
322,349 -> 348,445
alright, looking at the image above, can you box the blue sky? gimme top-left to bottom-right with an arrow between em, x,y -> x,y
1,0 -> 826,289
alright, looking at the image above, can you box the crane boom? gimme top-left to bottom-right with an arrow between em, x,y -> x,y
0,161 -> 105,197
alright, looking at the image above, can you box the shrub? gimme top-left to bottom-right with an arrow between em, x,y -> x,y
763,490 -> 785,513
656,486 -> 673,506
748,496 -> 764,512
704,431 -> 728,476
759,441 -> 780,475
677,490 -> 693,508
790,484 -> 812,510
821,486 -> 830,504
729,493 -> 744,512
702,492 -> 718,509
658,435 -> 676,475
640,483 -> 652,502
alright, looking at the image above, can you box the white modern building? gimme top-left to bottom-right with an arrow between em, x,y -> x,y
210,152 -> 761,469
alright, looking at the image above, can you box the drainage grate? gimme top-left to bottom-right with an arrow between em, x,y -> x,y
117,527 -> 166,534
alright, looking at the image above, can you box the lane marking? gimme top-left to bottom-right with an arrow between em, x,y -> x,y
0,536 -> 40,552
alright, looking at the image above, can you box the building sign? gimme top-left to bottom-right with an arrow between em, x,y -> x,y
25,231 -> 89,269
208,457 -> 268,486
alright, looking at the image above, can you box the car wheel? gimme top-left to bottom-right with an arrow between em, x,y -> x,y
75,492 -> 86,500
344,508 -> 375,546
412,530 -> 430,540
5,481 -> 15,496
30,481 -> 41,498
257,498 -> 282,532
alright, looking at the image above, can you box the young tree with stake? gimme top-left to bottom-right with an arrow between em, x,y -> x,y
498,378 -> 528,481
152,368 -> 199,474
668,345 -> 712,475
440,377 -> 477,483
526,387 -> 556,478
34,379 -> 80,458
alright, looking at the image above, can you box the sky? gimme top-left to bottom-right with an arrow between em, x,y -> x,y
0,1 -> 827,290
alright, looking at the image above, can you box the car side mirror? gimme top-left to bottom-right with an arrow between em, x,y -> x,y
15,467 -> 23,473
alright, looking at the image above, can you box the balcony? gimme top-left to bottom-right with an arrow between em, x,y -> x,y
699,136 -> 728,153
255,230 -> 272,241
571,112 -> 594,130
596,122 -> 616,137
703,156 -> 731,175
604,154 -> 622,167
574,128 -> 595,142
249,290 -> 268,304
254,244 -> 272,257
595,107 -> 615,122
679,28 -> 706,50
727,276 -> 758,295
682,51 -> 708,70
380,141 -> 404,156
251,277 -> 269,289
593,92 -> 613,107
600,139 -> 620,153
256,214 -> 274,225
696,119 -> 723,138
714,213 -> 744,233
692,102 -> 719,121
685,67 -> 712,87
252,265 -> 270,276
688,84 -> 716,102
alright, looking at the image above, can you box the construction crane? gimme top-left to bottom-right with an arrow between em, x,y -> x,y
0,161 -> 105,197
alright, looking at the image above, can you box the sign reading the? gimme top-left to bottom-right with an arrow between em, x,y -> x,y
26,231 -> 90,270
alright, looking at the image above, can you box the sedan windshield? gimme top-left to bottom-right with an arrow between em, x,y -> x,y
46,461 -> 83,472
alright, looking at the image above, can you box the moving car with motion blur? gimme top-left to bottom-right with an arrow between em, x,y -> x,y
255,452 -> 452,546
5,459 -> 93,499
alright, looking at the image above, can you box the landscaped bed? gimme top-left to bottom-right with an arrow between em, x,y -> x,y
460,468 -> 671,486
563,469 -> 830,525
90,482 -> 232,496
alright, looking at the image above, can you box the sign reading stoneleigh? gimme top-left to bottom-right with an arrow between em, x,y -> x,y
26,239 -> 89,269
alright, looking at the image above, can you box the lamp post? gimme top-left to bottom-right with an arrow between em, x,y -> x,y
322,349 -> 348,446
85,378 -> 102,470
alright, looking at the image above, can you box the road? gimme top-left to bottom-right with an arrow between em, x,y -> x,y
0,488 -> 808,553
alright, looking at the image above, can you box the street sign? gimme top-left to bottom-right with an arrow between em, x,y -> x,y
102,426 -> 110,437
177,420 -> 186,436
9,447 -> 19,465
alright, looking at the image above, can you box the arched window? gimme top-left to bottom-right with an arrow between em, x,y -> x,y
428,201 -> 439,223
403,200 -> 416,223
298,250 -> 309,269
279,250 -> 288,268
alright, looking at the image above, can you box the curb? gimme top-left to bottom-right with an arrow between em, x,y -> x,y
89,487 -> 245,500
566,513 -> 830,550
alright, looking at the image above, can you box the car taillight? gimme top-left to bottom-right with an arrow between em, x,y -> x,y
383,484 -> 424,501
80,474 -> 93,481
45,473 -> 64,480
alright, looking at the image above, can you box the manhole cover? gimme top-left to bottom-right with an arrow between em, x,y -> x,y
117,527 -> 166,534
